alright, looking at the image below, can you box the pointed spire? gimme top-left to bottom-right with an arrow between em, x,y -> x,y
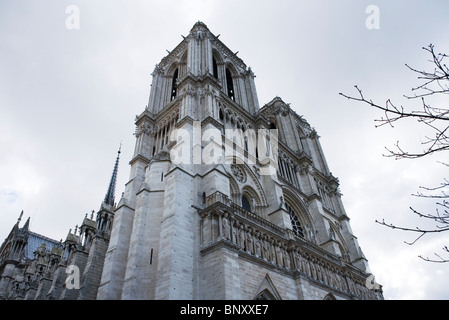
22,217 -> 30,231
103,143 -> 121,206
16,210 -> 23,225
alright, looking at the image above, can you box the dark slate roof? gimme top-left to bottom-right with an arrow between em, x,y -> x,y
25,231 -> 60,260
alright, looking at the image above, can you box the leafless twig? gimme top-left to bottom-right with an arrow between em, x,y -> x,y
342,44 -> 449,262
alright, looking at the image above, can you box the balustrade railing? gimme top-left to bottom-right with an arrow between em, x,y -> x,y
200,191 -> 381,300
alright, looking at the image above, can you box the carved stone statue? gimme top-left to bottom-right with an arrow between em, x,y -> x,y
238,225 -> 246,250
275,243 -> 283,267
282,245 -> 291,269
222,214 -> 231,240
254,233 -> 262,258
246,229 -> 254,254
262,237 -> 270,261
231,221 -> 238,244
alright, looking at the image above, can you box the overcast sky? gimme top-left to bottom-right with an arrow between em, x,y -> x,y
1,0 -> 448,300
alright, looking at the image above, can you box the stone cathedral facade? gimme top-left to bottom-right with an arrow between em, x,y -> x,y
0,22 -> 383,300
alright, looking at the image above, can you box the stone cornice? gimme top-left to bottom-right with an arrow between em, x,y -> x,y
201,116 -> 224,130
128,154 -> 151,166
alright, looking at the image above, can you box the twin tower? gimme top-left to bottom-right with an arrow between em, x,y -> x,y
1,22 -> 383,300
97,22 -> 381,300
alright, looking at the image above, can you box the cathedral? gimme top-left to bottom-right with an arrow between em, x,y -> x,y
0,22 -> 383,300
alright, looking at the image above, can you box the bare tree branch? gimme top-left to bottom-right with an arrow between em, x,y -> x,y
339,45 -> 449,161
342,44 -> 449,262
375,218 -> 449,234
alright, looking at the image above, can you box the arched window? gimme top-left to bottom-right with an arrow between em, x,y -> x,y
286,203 -> 304,238
269,119 -> 277,130
323,293 -> 337,300
255,289 -> 276,300
242,195 -> 251,212
171,68 -> 179,101
226,68 -> 235,101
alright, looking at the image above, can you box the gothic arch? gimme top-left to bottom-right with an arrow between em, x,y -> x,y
225,108 -> 234,122
229,175 -> 240,204
254,289 -> 276,300
294,124 -> 309,153
180,49 -> 188,63
166,61 -> 180,77
242,165 -> 268,207
323,293 -> 337,300
325,218 -> 350,260
282,187 -> 316,241
224,160 -> 268,209
211,49 -> 224,81
253,274 -> 282,300
166,62 -> 180,101
241,185 -> 261,213
224,61 -> 238,76
212,48 -> 224,63
177,50 -> 188,78
224,63 -> 238,101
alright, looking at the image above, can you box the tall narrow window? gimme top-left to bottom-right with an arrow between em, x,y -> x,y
212,56 -> 218,79
171,68 -> 179,101
242,195 -> 251,212
286,203 -> 304,238
226,68 -> 235,101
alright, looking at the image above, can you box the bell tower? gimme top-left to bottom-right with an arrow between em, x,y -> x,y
147,21 -> 259,117
97,22 -> 383,300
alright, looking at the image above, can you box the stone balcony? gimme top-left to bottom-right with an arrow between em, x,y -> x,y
198,191 -> 383,300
